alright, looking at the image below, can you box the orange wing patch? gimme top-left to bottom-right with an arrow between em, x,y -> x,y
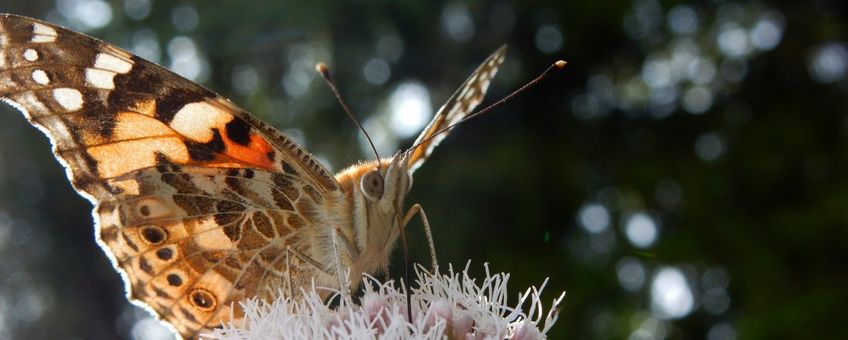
177,99 -> 277,170
76,98 -> 278,181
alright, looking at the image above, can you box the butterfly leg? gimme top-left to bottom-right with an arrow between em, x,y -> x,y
330,227 -> 354,296
285,249 -> 294,298
401,203 -> 439,272
286,229 -> 359,294
334,226 -> 361,261
286,246 -> 333,276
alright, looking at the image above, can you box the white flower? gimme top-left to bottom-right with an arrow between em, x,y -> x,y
205,262 -> 565,339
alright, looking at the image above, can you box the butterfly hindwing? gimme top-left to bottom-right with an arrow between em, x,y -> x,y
97,164 -> 326,337
408,45 -> 507,172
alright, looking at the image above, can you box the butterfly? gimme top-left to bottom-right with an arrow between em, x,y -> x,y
0,14 -> 506,339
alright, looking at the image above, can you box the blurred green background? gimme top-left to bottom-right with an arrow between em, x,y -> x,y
0,0 -> 846,339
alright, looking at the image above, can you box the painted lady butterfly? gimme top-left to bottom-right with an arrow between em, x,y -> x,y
0,14 -> 506,338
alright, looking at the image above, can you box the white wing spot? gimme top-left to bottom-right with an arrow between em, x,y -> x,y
457,87 -> 470,100
32,23 -> 57,36
94,53 -> 133,73
31,23 -> 57,43
171,101 -> 233,142
23,48 -> 39,61
462,87 -> 477,100
86,68 -> 116,89
53,88 -> 84,111
0,52 -> 5,68
31,35 -> 56,43
32,69 -> 49,85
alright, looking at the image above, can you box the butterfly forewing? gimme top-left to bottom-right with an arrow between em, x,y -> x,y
0,13 -> 342,338
408,45 -> 507,172
0,14 -> 337,198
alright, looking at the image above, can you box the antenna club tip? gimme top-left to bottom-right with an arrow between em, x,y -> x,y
554,60 -> 568,69
315,63 -> 331,78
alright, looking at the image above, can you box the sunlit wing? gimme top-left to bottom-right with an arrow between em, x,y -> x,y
407,45 -> 507,172
0,14 -> 338,338
0,14 -> 337,201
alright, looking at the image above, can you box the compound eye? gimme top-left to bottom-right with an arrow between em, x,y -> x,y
360,170 -> 384,201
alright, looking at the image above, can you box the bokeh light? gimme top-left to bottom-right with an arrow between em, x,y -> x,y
535,24 -> 563,54
717,23 -> 753,58
682,86 -> 713,114
441,2 -> 474,42
166,36 -> 209,82
281,44 -> 327,97
624,213 -> 659,249
651,267 -> 695,319
694,133 -> 725,161
616,257 -> 646,292
388,82 -> 432,138
363,58 -> 391,85
231,65 -> 261,95
171,5 -> 199,32
707,322 -> 737,340
667,5 -> 698,35
577,203 -> 611,234
701,267 -> 731,315
808,42 -> 848,83
123,0 -> 151,20
129,29 -> 161,63
56,0 -> 113,31
130,317 -> 172,340
623,0 -> 663,41
750,12 -> 784,50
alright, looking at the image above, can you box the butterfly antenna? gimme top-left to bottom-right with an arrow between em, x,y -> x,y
408,60 -> 567,153
316,63 -> 383,168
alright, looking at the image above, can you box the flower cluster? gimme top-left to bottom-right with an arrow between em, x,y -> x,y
206,263 -> 564,339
